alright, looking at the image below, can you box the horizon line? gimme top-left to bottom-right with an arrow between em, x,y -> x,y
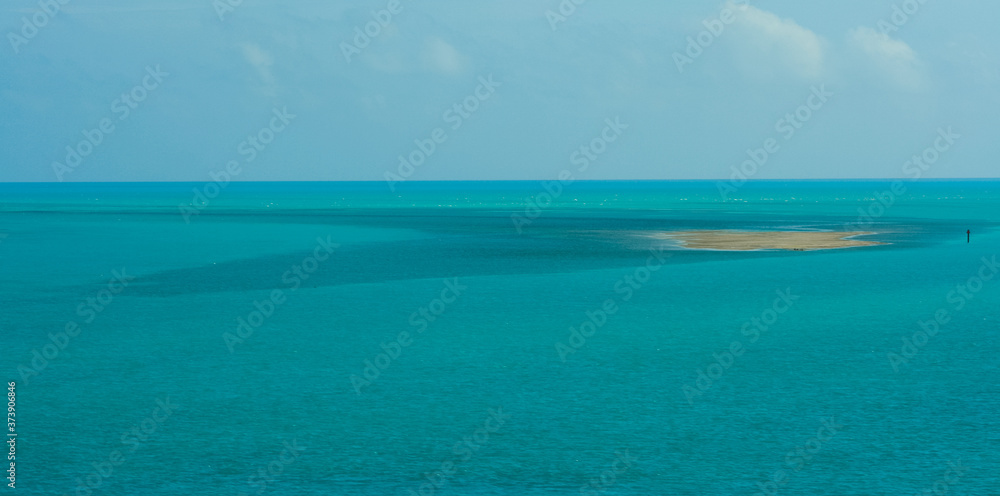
2,177 -> 1000,185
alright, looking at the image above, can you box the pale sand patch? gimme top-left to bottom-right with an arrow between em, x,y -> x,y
656,230 -> 884,251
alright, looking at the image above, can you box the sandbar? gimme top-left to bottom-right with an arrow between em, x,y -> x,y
657,230 -> 883,251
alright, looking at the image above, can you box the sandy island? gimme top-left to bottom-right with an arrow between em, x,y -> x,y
657,230 -> 884,251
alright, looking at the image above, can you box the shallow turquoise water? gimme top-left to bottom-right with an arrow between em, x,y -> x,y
1,181 -> 998,495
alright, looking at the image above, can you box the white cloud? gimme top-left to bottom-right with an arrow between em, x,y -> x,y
362,36 -> 467,76
242,43 -> 276,93
848,27 -> 925,91
10,5 -> 203,14
726,2 -> 825,81
423,38 -> 465,75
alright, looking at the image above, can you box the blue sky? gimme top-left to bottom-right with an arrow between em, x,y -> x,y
1,0 -> 998,182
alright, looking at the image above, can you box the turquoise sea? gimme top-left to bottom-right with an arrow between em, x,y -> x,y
1,180 -> 998,495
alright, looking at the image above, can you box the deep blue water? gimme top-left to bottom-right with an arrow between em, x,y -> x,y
1,181 -> 997,495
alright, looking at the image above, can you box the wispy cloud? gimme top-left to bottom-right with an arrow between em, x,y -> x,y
848,27 -> 926,91
727,1 -> 825,81
422,37 -> 466,75
7,5 -> 204,14
242,43 -> 276,94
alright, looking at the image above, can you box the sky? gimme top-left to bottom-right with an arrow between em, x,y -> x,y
1,0 -> 999,182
